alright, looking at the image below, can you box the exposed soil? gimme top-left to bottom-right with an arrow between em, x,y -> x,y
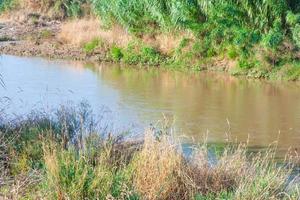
0,15 -> 106,61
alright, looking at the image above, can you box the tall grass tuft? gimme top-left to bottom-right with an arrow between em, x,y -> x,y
132,130 -> 182,199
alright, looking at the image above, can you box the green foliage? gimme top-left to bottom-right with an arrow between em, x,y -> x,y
238,58 -> 257,70
292,24 -> 300,48
36,0 -> 88,18
91,0 -> 202,31
83,38 -> 102,54
194,191 -> 234,200
112,42 -> 164,65
227,47 -> 238,60
286,64 -> 300,80
286,11 -> 300,26
0,0 -> 17,12
43,147 -> 114,199
262,21 -> 284,50
122,44 -> 141,64
0,0 -> 89,17
91,0 -> 293,33
65,0 -> 82,17
110,46 -> 124,61
140,46 -> 162,65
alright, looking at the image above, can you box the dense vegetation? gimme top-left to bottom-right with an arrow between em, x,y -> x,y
0,104 -> 299,199
91,0 -> 300,79
1,1 -> 300,199
1,0 -> 300,79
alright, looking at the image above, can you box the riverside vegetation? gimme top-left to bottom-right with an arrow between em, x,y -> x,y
0,103 -> 299,200
1,0 -> 300,80
1,1 -> 300,200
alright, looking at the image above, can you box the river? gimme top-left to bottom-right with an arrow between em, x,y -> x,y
1,55 -> 300,159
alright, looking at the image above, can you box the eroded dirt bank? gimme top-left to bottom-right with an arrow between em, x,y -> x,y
0,15 -> 107,61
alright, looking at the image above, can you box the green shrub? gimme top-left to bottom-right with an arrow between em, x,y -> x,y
66,0 -> 82,18
0,0 -> 17,12
286,64 -> 300,80
262,29 -> 284,50
286,11 -> 300,26
110,46 -> 124,61
83,38 -> 102,54
123,52 -> 140,64
140,46 -> 162,65
227,47 -> 239,60
292,24 -> 300,48
238,58 -> 256,70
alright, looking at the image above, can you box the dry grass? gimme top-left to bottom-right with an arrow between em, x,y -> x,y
58,17 -> 132,47
132,130 -> 182,199
131,132 -> 299,200
132,131 -> 240,199
181,146 -> 247,196
142,32 -> 194,55
0,108 -> 298,200
58,18 -> 194,55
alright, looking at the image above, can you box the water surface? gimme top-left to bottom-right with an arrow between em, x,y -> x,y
1,55 -> 300,159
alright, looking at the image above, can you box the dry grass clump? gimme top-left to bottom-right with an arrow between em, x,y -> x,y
142,32 -> 194,55
181,146 -> 248,196
58,17 -> 131,47
133,131 -> 241,199
132,131 -> 182,199
58,17 -> 194,56
131,132 -> 299,200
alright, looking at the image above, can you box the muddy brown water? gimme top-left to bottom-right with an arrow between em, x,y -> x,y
1,55 -> 300,159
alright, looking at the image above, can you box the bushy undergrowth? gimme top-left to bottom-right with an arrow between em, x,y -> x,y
0,104 -> 299,199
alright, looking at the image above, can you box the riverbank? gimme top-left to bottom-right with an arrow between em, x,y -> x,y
0,11 -> 300,81
0,105 -> 299,199
0,17 -> 105,61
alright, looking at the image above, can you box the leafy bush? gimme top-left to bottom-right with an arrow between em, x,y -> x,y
262,25 -> 284,50
140,46 -> 162,65
286,64 -> 300,80
83,38 -> 102,54
110,46 -> 124,61
292,24 -> 300,48
227,47 -> 238,60
238,58 -> 257,70
286,11 -> 300,26
0,0 -> 17,12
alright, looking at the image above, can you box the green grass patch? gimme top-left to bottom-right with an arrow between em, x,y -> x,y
110,46 -> 124,61
83,38 -> 103,54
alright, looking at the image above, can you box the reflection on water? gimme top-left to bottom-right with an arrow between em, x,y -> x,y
1,55 -> 300,159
